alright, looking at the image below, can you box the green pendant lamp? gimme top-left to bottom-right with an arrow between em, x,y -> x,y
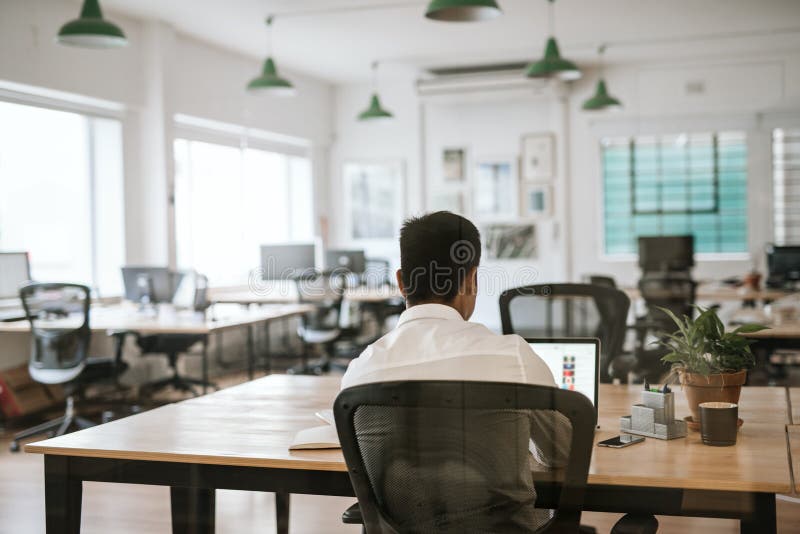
57,0 -> 127,48
358,62 -> 394,121
582,46 -> 622,111
526,0 -> 580,81
247,17 -> 296,96
425,0 -> 502,22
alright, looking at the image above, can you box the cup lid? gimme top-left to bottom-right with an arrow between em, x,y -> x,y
699,401 -> 738,409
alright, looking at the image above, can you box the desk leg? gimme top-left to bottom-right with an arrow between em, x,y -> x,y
264,320 -> 272,375
44,455 -> 82,534
247,325 -> 255,380
171,487 -> 215,534
202,337 -> 209,395
740,493 -> 776,534
276,491 -> 290,534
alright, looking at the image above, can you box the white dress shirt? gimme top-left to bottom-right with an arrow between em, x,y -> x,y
341,303 -> 558,390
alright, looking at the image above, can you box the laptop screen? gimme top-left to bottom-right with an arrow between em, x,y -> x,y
527,338 -> 599,407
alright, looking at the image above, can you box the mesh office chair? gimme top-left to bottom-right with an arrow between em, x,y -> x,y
629,275 -> 697,383
499,284 -> 630,384
291,272 -> 347,374
10,283 -> 127,452
334,380 -> 596,533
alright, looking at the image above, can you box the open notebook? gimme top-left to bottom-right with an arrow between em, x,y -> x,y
288,410 -> 341,450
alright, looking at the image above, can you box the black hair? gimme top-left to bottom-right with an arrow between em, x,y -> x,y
399,211 -> 481,305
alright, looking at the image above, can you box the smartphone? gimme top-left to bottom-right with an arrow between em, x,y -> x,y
598,435 -> 645,448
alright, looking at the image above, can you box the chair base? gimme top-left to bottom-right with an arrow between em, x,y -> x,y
10,413 -> 95,452
142,372 -> 217,398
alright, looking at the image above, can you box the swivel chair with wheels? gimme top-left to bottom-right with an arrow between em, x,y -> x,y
9,283 -> 128,452
290,272 -> 347,374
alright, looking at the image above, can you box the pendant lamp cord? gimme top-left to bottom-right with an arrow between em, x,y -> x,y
548,0 -> 555,37
265,15 -> 274,55
598,43 -> 606,77
371,61 -> 379,93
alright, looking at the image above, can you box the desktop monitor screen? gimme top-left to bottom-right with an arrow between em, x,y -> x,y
121,267 -> 184,304
325,249 -> 366,274
260,244 -> 316,280
0,252 -> 31,299
527,338 -> 599,407
767,245 -> 800,282
638,235 -> 695,272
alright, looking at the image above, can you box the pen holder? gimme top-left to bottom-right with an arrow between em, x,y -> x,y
620,389 -> 687,440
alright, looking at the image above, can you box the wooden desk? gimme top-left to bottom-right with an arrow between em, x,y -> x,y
624,285 -> 795,303
0,304 -> 313,387
209,285 -> 403,305
789,425 -> 800,493
26,377 -> 790,533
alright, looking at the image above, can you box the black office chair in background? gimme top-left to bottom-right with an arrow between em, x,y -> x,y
291,272 -> 347,374
499,283 -> 631,383
10,283 -> 128,452
335,380 -> 657,534
628,275 -> 697,383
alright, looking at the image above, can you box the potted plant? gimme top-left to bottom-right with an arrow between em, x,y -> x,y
659,306 -> 767,426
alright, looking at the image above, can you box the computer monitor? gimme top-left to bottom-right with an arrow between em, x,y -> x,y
121,267 -> 184,304
527,338 -> 599,409
260,244 -> 316,280
0,252 -> 31,299
638,235 -> 695,272
325,249 -> 366,275
766,245 -> 800,286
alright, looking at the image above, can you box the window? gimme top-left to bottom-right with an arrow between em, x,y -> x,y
174,138 -> 314,286
0,100 -> 125,295
773,128 -> 800,245
602,131 -> 748,255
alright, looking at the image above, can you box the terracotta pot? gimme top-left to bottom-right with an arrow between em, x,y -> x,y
679,369 -> 747,424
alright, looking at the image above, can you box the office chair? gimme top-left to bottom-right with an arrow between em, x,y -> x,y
587,275 -> 617,288
499,283 -> 630,384
335,380 -> 657,534
290,272 -> 347,374
9,283 -> 128,452
628,275 -> 697,383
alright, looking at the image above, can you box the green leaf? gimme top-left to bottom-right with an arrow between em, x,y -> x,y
732,324 -> 769,334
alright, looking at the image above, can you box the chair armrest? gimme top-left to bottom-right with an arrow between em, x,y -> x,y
341,502 -> 362,524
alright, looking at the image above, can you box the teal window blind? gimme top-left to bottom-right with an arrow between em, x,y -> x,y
773,128 -> 800,245
602,131 -> 748,255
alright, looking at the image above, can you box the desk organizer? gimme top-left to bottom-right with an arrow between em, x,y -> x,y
620,389 -> 687,440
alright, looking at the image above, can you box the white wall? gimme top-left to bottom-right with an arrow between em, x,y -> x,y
0,0 -> 335,268
329,52 -> 800,330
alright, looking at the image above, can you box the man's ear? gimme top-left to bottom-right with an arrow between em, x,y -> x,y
395,269 -> 405,295
465,266 -> 478,295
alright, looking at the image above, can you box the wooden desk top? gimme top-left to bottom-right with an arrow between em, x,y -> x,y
624,285 -> 795,302
789,389 -> 800,425
788,425 -> 800,493
0,303 -> 313,335
26,377 -> 792,493
209,285 -> 403,305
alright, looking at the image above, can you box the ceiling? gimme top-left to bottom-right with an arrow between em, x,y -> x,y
101,0 -> 800,84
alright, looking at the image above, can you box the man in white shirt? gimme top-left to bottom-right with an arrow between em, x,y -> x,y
340,211 -> 570,531
341,210 -> 561,399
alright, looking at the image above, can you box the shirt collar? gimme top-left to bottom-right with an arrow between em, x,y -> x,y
396,303 -> 464,326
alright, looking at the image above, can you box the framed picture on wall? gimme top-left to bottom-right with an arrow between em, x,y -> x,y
343,160 -> 405,241
521,184 -> 552,218
521,133 -> 555,181
484,224 -> 537,260
442,148 -> 466,182
473,157 -> 517,220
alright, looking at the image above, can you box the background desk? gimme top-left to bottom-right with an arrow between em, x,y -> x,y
0,304 -> 313,386
624,285 -> 795,303
26,376 -> 791,534
209,285 -> 403,305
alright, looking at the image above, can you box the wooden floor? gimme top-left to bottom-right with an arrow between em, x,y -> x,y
2,371 -> 800,533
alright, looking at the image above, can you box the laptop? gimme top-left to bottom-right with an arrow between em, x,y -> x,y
526,337 -> 600,412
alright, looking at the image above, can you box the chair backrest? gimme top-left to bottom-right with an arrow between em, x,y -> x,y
19,282 -> 91,372
294,272 -> 345,330
638,275 -> 697,329
587,275 -> 616,288
334,380 -> 596,534
499,283 -> 630,383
